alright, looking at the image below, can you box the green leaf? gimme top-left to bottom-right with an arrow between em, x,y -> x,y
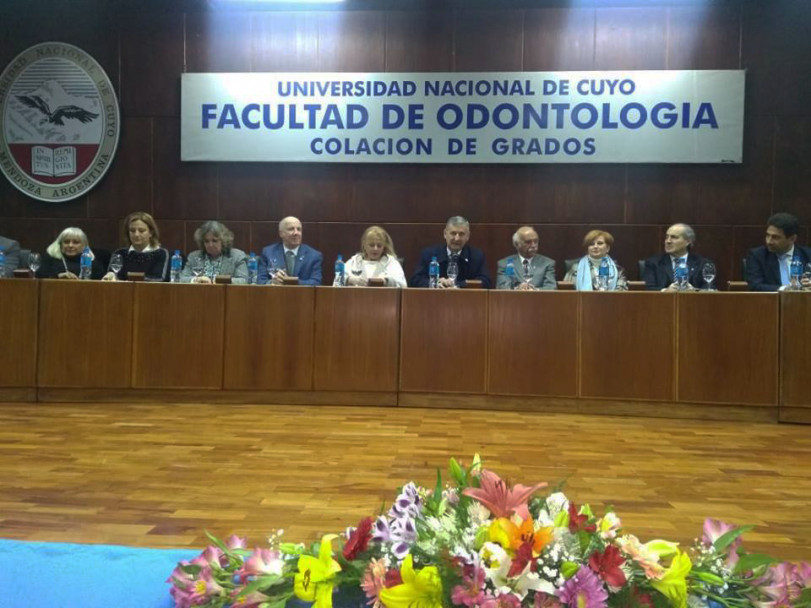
279,542 -> 304,555
560,561 -> 579,579
713,525 -> 754,553
204,530 -> 230,553
449,458 -> 466,486
179,563 -> 202,575
237,574 -> 286,596
732,552 -> 779,574
691,569 -> 725,586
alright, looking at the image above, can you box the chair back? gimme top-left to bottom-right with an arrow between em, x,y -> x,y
564,258 -> 578,274
637,260 -> 645,280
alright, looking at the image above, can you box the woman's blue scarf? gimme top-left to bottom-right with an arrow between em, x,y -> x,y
575,255 -> 618,291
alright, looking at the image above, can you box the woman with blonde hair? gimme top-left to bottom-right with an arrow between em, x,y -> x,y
102,211 -> 169,281
344,226 -> 407,288
564,229 -> 628,291
36,227 -> 105,280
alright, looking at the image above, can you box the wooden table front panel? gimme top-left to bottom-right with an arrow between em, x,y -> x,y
400,289 -> 488,393
780,293 -> 811,409
488,291 -> 578,397
0,280 -> 38,387
678,293 -> 778,406
132,283 -> 225,389
313,287 -> 400,391
223,286 -> 314,390
580,292 -> 675,401
38,281 -> 134,388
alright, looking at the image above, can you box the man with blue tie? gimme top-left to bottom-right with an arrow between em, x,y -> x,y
745,212 -> 811,291
496,226 -> 556,290
409,216 -> 491,288
257,216 -> 322,285
643,223 -> 711,291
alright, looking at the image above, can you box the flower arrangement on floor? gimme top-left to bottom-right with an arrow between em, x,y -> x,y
168,456 -> 810,608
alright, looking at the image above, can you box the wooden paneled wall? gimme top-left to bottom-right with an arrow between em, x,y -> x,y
2,0 -> 811,287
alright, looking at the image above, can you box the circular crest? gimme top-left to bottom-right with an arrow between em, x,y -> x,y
0,41 -> 120,203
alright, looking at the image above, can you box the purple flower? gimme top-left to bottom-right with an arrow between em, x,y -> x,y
557,566 -> 608,608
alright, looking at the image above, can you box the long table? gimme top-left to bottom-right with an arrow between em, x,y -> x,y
1,280 -> 808,423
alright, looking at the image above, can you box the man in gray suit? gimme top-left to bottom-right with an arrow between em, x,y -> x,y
0,235 -> 21,277
496,226 -> 557,290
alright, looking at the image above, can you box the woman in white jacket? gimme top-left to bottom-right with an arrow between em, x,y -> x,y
344,226 -> 407,288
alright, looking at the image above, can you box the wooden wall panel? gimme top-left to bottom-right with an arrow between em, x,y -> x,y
313,287 -> 400,392
251,12 -> 318,72
780,293 -> 811,409
132,283 -> 224,389
488,291 -> 578,397
400,289 -> 487,393
317,12 -> 385,72
185,11 -> 253,73
524,8 -> 595,71
37,281 -> 133,388
0,280 -> 37,387
385,11 -> 453,72
580,292 -> 675,401
455,10 -> 525,71
678,293 -> 778,405
595,7 -> 667,70
223,285 -> 314,390
774,117 -> 811,222
666,4 -> 741,70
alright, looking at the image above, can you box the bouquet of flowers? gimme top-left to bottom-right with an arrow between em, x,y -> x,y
168,456 -> 811,608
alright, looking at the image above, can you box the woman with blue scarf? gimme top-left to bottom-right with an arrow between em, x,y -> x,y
564,230 -> 628,291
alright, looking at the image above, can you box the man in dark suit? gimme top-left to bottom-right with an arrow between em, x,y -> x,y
410,216 -> 491,288
0,235 -> 21,277
258,216 -> 322,285
643,223 -> 712,291
745,212 -> 811,291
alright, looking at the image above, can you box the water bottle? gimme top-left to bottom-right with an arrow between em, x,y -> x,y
505,259 -> 516,290
79,247 -> 93,280
597,258 -> 610,291
170,250 -> 183,283
332,254 -> 345,287
428,256 -> 440,288
247,252 -> 258,285
789,256 -> 803,291
0,247 -> 5,278
674,258 -> 689,291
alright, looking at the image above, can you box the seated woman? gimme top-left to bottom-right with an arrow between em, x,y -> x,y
344,226 -> 407,288
35,227 -> 105,280
564,229 -> 628,291
102,212 -> 169,281
180,221 -> 248,284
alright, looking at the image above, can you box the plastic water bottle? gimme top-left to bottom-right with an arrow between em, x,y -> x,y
79,247 -> 93,280
247,252 -> 258,285
170,250 -> 182,283
428,256 -> 440,288
0,247 -> 5,278
505,259 -> 516,290
597,258 -> 610,291
789,256 -> 803,291
332,254 -> 345,287
674,258 -> 689,291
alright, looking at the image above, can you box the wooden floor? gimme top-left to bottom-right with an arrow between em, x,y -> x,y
0,402 -> 809,562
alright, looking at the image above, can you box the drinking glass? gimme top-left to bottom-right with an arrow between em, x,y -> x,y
28,252 -> 41,274
190,258 -> 205,279
446,260 -> 459,287
109,253 -> 123,275
350,257 -> 364,284
803,263 -> 811,290
702,262 -> 716,291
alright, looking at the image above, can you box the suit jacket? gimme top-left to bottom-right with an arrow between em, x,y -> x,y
180,248 -> 249,284
0,236 -> 21,277
745,244 -> 811,292
258,242 -> 322,285
409,244 -> 491,288
496,254 -> 557,290
643,252 -> 711,291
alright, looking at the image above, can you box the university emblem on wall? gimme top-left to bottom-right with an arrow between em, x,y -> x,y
0,42 -> 120,202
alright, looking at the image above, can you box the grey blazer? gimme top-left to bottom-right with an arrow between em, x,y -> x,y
180,248 -> 249,284
496,254 -> 557,290
0,236 -> 21,277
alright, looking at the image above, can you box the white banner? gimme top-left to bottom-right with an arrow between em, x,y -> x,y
181,70 -> 745,164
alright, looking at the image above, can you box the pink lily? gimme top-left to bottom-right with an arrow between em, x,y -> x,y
702,518 -> 740,568
238,547 -> 284,582
225,534 -> 248,550
462,469 -> 547,519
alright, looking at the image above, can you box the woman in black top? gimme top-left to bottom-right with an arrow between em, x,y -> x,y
102,211 -> 169,281
35,227 -> 105,280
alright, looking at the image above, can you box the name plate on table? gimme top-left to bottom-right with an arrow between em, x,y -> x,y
367,278 -> 385,287
463,280 -> 483,289
214,275 -> 232,284
282,276 -> 300,286
13,269 -> 32,279
127,272 -> 145,282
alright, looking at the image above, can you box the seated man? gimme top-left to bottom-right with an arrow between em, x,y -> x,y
643,223 -> 711,291
746,212 -> 811,291
410,216 -> 491,288
258,216 -> 322,285
496,226 -> 556,290
0,235 -> 21,277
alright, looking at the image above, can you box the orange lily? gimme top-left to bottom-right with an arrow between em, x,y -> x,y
488,516 -> 553,557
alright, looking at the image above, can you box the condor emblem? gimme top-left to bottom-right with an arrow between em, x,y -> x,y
0,42 -> 120,202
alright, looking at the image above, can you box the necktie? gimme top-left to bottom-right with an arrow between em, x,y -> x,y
286,250 -> 296,275
523,259 -> 530,280
779,254 -> 790,286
